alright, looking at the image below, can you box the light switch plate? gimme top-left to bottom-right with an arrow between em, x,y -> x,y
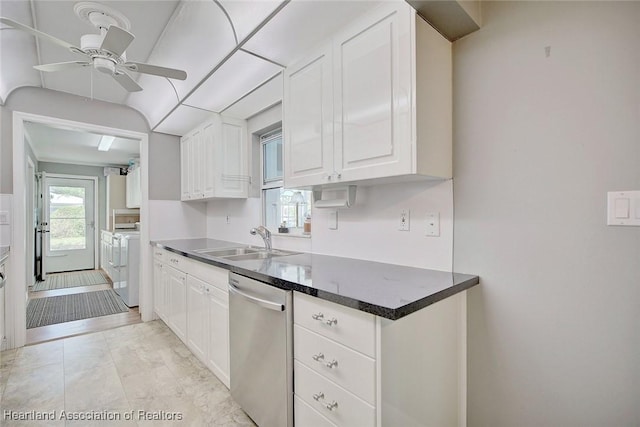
0,211 -> 8,225
328,211 -> 338,230
607,191 -> 640,226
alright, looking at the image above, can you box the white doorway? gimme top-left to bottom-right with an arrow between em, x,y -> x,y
42,174 -> 98,274
10,111 -> 151,350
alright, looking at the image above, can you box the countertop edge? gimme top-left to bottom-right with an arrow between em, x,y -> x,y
152,241 -> 479,321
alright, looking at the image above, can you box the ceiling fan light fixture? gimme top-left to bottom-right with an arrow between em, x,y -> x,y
98,135 -> 115,151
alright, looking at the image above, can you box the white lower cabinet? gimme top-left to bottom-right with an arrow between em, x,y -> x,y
206,283 -> 230,388
293,291 -> 466,427
166,265 -> 187,343
187,275 -> 208,362
152,249 -> 230,389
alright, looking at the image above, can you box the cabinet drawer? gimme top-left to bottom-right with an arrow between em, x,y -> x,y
152,247 -> 166,262
294,325 -> 376,405
294,292 -> 376,357
183,257 -> 229,292
165,252 -> 187,270
295,361 -> 375,427
295,395 -> 336,427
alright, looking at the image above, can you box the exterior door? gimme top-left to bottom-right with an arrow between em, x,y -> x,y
43,175 -> 96,273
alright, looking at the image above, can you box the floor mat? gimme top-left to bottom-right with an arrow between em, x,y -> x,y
32,270 -> 109,292
26,289 -> 129,329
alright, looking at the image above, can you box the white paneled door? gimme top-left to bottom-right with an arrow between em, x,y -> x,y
43,175 -> 96,274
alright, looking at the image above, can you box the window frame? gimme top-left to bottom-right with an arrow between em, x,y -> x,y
259,128 -> 311,237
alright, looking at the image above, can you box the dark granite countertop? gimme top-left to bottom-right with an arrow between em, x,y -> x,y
0,246 -> 9,265
151,238 -> 479,320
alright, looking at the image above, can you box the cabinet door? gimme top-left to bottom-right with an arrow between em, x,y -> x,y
126,168 -> 141,208
207,284 -> 230,388
166,265 -> 187,343
216,116 -> 248,198
284,44 -> 334,188
189,128 -> 204,199
333,3 -> 413,182
187,275 -> 208,363
180,137 -> 190,201
201,119 -> 218,199
153,260 -> 165,320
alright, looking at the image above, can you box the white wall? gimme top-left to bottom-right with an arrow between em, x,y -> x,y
149,200 -> 206,241
0,194 -> 11,246
453,2 -> 640,425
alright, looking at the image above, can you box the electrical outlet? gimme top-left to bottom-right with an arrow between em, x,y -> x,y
0,211 -> 8,225
226,215 -> 230,225
426,212 -> 440,237
399,209 -> 410,231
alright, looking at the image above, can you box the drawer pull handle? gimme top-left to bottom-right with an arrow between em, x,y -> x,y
312,392 -> 324,401
312,313 -> 324,321
325,359 -> 339,369
324,317 -> 338,326
325,401 -> 339,411
312,353 -> 325,362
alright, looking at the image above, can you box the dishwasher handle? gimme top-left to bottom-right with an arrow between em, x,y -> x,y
229,282 -> 285,312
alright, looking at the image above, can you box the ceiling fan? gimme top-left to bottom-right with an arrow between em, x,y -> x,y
0,2 -> 187,92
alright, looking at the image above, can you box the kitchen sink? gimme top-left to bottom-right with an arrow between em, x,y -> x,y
224,249 -> 299,261
194,247 -> 263,257
194,246 -> 299,261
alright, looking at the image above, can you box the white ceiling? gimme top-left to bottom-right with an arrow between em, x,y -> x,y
24,121 -> 140,166
1,0 -> 381,137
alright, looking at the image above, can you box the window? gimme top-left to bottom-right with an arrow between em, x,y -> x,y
261,129 -> 312,234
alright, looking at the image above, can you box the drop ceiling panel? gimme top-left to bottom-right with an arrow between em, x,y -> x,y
154,105 -> 215,137
184,50 -> 282,113
223,73 -> 283,120
25,121 -> 139,166
218,0 -> 285,42
140,1 -> 238,99
242,1 -> 382,66
124,1 -> 238,127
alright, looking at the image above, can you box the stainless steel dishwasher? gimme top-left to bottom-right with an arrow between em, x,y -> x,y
228,272 -> 293,427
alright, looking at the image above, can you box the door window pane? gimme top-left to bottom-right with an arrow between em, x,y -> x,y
49,186 -> 86,251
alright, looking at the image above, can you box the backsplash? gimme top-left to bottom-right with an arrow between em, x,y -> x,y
204,180 -> 453,271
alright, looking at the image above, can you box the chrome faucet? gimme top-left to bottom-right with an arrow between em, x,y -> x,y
250,226 -> 272,251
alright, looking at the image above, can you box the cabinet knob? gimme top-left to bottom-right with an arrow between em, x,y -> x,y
312,392 -> 324,401
325,359 -> 339,369
311,313 -> 324,321
324,317 -> 338,326
327,175 -> 332,181
336,173 -> 342,179
325,401 -> 339,411
312,353 -> 325,362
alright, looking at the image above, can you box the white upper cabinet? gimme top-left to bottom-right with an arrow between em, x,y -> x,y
283,1 -> 452,189
283,45 -> 334,188
125,167 -> 141,208
181,114 -> 249,201
334,5 -> 412,182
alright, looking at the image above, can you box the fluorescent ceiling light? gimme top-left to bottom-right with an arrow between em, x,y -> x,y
98,135 -> 115,151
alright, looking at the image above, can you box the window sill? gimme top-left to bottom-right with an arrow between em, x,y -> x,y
273,232 -> 311,239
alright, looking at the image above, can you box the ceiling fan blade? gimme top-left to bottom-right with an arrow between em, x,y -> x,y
0,17 -> 82,54
113,71 -> 143,92
122,62 -> 187,80
100,25 -> 134,57
34,61 -> 91,72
